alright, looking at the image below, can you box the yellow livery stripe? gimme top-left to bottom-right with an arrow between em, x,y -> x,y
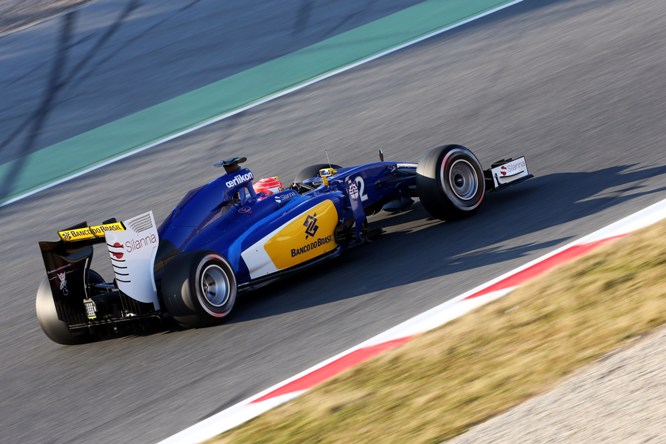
89,221 -> 125,237
58,221 -> 125,242
264,200 -> 338,269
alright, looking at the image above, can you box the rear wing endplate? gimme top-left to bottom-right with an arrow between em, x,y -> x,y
48,211 -> 160,309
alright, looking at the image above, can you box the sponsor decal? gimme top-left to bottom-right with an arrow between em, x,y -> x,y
491,157 -> 528,187
263,200 -> 339,270
58,221 -> 125,242
275,190 -> 298,205
291,235 -> 333,257
104,211 -> 160,306
124,234 -> 158,253
89,221 -> 125,237
348,182 -> 360,200
108,234 -> 157,258
106,229 -> 158,281
48,267 -> 73,295
57,272 -> 68,295
58,227 -> 94,242
238,206 -> 252,214
225,172 -> 254,188
303,214 -> 319,239
498,158 -> 526,177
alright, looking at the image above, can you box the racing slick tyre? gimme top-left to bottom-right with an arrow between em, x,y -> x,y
416,145 -> 485,220
36,270 -> 104,345
161,251 -> 237,329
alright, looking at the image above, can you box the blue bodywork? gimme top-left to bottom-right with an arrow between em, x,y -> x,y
157,161 -> 418,286
36,149 -> 533,342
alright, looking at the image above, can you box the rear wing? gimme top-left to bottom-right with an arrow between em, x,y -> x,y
40,211 -> 160,309
57,220 -> 125,242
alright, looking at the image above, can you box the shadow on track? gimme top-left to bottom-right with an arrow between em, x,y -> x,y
229,163 -> 666,323
75,163 -> 666,342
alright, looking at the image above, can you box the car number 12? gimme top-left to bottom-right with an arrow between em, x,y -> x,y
354,176 -> 369,202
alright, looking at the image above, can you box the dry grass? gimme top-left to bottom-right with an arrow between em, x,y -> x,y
213,219 -> 666,444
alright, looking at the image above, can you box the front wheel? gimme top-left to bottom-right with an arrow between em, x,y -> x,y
416,145 -> 485,220
161,251 -> 237,329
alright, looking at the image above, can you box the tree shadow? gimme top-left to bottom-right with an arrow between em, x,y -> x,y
0,1 -> 141,202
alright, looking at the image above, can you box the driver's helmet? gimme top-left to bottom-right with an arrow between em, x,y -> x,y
253,177 -> 283,198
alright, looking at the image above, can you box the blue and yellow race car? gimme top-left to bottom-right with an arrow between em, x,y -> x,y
36,145 -> 531,344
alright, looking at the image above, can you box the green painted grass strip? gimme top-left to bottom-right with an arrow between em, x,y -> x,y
0,0 -> 518,206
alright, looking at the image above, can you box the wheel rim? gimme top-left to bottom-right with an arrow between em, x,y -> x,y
200,264 -> 230,308
445,159 -> 479,201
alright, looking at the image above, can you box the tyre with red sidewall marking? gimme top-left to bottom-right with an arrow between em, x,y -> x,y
416,145 -> 485,220
161,251 -> 237,329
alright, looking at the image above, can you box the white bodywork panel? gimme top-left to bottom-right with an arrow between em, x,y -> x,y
105,211 -> 160,309
241,228 -> 281,279
491,157 -> 529,188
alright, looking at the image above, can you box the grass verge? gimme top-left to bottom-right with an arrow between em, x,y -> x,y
212,219 -> 666,444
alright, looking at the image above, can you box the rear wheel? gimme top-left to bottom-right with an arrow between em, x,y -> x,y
416,145 -> 485,220
36,270 -> 103,345
161,251 -> 237,329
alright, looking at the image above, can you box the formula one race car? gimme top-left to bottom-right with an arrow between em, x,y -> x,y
36,145 -> 531,344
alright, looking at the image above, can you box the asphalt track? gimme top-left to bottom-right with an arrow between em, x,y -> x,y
0,0 -> 509,206
0,0 -> 424,163
1,0 -> 665,442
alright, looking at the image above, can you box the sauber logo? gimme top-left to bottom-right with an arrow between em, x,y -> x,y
48,267 -> 72,295
303,214 -> 319,239
57,272 -> 68,295
225,172 -> 253,188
